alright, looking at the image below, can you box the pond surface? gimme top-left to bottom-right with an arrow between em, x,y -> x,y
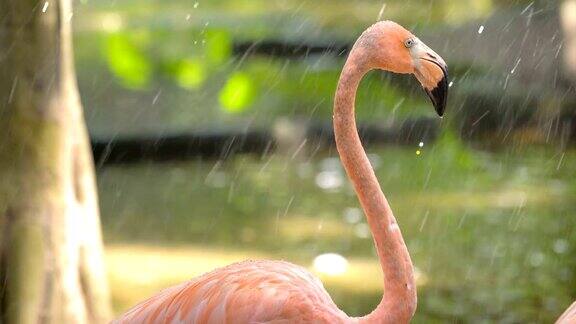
98,142 -> 576,323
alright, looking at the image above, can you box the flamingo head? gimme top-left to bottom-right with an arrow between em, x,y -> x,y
362,21 -> 449,116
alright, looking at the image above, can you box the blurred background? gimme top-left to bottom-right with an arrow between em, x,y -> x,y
73,0 -> 575,322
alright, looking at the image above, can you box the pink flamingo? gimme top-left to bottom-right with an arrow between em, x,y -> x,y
557,301 -> 576,324
115,21 -> 448,323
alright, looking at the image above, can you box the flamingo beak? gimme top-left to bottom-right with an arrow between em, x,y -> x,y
413,43 -> 448,117
422,62 -> 448,117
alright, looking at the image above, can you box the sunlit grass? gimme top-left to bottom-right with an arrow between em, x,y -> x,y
106,244 -> 267,314
397,186 -> 566,211
107,244 -> 413,315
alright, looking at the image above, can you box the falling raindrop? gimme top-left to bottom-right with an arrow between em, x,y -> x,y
478,25 -> 484,34
377,3 -> 387,21
152,90 -> 162,105
419,211 -> 429,232
510,58 -> 521,74
42,1 -> 49,13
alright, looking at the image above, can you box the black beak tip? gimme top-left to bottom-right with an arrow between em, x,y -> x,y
425,74 -> 448,118
421,60 -> 448,118
434,100 -> 445,117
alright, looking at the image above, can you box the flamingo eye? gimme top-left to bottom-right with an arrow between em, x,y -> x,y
404,38 -> 416,48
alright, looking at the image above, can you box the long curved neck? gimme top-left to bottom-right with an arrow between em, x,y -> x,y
334,46 -> 416,324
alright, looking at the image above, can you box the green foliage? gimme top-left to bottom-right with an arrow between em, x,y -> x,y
219,72 -> 255,113
172,58 -> 206,89
434,128 -> 477,170
205,30 -> 232,65
438,0 -> 493,24
104,34 -> 152,89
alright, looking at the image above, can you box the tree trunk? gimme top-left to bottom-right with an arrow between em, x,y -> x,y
0,0 -> 112,323
562,0 -> 576,81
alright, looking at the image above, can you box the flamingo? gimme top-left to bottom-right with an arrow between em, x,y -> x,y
115,21 -> 448,324
557,301 -> 576,324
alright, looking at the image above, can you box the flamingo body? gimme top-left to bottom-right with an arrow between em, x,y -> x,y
557,301 -> 576,324
115,260 -> 349,323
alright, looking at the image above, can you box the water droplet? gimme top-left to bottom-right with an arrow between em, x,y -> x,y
416,150 -> 421,156
193,2 -> 199,8
152,90 -> 162,105
377,3 -> 387,21
448,81 -> 454,88
42,1 -> 49,13
478,25 -> 484,34
510,58 -> 521,74
418,141 -> 424,148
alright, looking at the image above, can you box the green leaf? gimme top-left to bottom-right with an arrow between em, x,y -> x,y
104,34 -> 152,89
205,30 -> 232,65
437,129 -> 476,170
219,72 -> 255,113
173,59 -> 206,89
